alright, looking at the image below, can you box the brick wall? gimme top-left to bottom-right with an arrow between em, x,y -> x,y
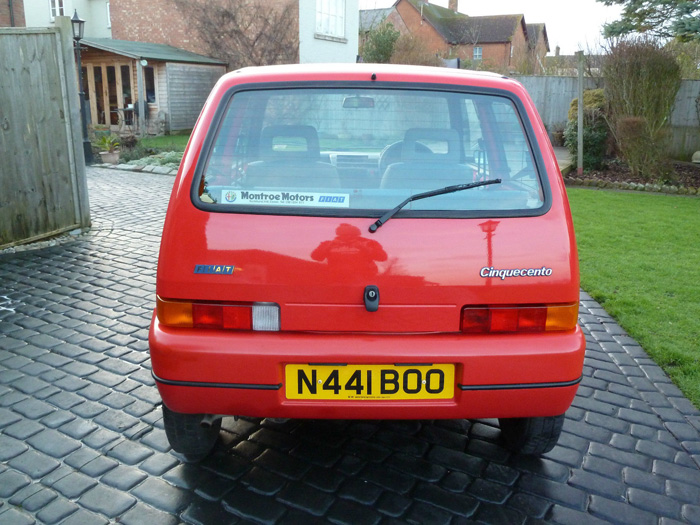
111,0 -> 296,64
394,0 -> 449,55
393,0 -> 530,73
0,0 -> 26,27
110,0 -> 209,55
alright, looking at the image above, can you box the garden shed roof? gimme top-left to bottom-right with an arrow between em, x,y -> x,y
81,38 -> 226,65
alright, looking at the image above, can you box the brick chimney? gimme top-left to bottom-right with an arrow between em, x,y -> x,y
449,0 -> 458,11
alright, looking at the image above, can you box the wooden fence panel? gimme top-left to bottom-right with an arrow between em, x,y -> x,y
0,18 -> 89,248
515,75 -> 700,158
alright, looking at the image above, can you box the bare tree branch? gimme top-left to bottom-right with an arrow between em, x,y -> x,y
173,0 -> 299,70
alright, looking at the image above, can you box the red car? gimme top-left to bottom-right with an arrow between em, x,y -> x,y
149,64 -> 585,461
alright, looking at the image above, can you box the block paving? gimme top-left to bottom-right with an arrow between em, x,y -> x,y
1,167 -> 699,524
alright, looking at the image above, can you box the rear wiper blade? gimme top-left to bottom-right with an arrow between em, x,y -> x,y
369,179 -> 501,233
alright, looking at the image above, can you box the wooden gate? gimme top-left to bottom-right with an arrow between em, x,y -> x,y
0,18 -> 90,249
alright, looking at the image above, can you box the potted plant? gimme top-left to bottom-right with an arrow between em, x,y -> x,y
95,135 -> 120,164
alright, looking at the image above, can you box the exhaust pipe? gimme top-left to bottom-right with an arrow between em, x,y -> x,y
199,414 -> 225,428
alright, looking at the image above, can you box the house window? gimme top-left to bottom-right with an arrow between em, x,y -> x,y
49,0 -> 64,20
316,0 -> 345,40
473,46 -> 483,61
145,66 -> 156,103
107,2 -> 111,28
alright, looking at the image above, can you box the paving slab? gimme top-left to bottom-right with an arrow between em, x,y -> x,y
1,167 -> 699,524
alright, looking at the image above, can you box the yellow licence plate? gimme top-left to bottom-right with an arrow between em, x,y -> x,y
285,364 -> 455,400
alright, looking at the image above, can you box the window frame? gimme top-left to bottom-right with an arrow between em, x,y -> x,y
190,80 -> 552,220
49,0 -> 64,21
315,0 -> 346,41
473,46 -> 483,61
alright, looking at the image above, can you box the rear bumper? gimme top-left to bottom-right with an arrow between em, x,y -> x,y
149,314 -> 586,420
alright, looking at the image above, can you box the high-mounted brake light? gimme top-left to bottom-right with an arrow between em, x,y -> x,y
461,303 -> 578,333
156,297 -> 279,331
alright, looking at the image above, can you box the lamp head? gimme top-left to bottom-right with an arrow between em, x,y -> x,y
71,10 -> 85,41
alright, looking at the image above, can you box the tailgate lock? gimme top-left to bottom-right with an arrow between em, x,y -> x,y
364,285 -> 380,312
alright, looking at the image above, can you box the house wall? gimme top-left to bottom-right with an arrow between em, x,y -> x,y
394,0 -> 449,55
392,0 -> 530,73
509,23 -> 530,72
299,0 -> 359,63
0,0 -> 25,26
454,42 -> 512,69
457,21 -> 529,72
23,0 -> 111,38
531,38 -> 548,74
110,0 -> 208,55
165,63 -> 225,131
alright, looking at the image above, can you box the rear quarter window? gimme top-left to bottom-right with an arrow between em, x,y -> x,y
194,85 -> 547,217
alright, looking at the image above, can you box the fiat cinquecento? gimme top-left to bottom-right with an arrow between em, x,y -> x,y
149,64 -> 585,461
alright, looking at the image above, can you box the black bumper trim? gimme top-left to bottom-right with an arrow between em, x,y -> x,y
458,376 -> 582,391
152,372 -> 282,391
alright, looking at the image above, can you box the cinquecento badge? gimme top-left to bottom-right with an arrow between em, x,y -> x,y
480,266 -> 553,280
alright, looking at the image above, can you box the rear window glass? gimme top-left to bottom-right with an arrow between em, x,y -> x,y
196,87 -> 544,215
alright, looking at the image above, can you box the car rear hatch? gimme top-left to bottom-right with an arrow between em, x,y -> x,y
156,209 -> 579,334
156,74 -> 580,334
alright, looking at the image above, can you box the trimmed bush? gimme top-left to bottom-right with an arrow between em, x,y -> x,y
615,117 -> 672,180
361,23 -> 400,64
604,37 -> 681,180
563,89 -> 609,171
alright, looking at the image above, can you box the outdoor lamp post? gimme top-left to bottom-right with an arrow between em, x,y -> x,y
71,10 -> 93,164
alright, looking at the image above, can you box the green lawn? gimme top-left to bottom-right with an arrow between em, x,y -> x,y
139,134 -> 190,151
567,188 -> 700,407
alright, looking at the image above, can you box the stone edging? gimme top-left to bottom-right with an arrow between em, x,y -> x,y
563,177 -> 699,196
95,163 -> 179,175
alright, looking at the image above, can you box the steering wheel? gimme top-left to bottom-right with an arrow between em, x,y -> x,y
378,141 -> 432,173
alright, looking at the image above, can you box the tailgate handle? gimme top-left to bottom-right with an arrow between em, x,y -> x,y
364,285 -> 380,312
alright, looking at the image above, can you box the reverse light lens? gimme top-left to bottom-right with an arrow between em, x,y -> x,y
252,303 -> 280,331
461,303 -> 578,333
156,297 -> 277,331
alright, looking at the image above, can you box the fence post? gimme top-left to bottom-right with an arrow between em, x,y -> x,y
56,16 -> 90,229
576,51 -> 584,177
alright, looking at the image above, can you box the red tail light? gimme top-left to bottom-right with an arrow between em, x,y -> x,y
157,297 -> 278,331
461,304 -> 578,333
192,303 -> 252,330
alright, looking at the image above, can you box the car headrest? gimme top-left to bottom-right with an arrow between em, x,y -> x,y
402,128 -> 461,163
259,125 -> 321,160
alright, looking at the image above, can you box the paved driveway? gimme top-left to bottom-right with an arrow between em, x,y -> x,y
1,167 -> 699,524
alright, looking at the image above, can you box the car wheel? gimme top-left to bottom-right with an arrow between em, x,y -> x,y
498,414 -> 565,456
162,404 -> 221,462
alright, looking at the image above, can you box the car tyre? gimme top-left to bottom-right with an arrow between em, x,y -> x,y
498,414 -> 565,456
162,404 -> 221,462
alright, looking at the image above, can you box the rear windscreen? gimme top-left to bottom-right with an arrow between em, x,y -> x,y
195,87 -> 545,215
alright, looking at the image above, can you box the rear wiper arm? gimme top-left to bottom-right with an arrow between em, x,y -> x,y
369,179 -> 501,233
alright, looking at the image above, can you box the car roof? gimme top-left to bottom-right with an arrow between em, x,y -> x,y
226,63 -> 522,92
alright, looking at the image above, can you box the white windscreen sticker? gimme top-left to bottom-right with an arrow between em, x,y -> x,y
221,190 -> 350,208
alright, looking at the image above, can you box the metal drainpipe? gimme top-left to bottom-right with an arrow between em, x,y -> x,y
9,0 -> 15,26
